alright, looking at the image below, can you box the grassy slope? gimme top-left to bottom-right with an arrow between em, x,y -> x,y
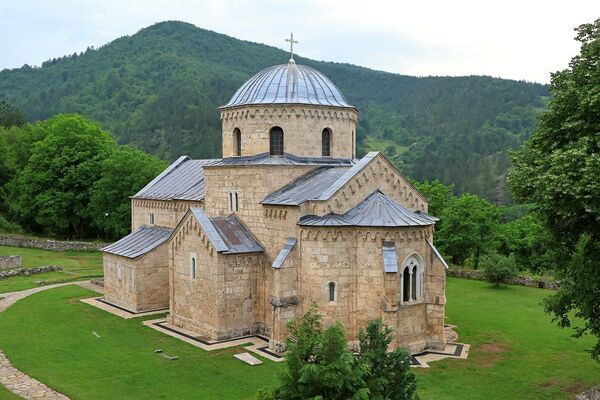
0,246 -> 102,293
0,279 -> 598,399
0,385 -> 20,400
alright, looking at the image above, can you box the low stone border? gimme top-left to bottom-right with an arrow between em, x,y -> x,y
0,266 -> 62,280
447,268 -> 560,290
576,385 -> 600,400
80,297 -> 167,320
0,235 -> 107,252
0,256 -> 21,270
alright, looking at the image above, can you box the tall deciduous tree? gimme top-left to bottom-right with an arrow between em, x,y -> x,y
11,114 -> 116,238
508,18 -> 600,360
89,146 -> 167,239
436,194 -> 500,267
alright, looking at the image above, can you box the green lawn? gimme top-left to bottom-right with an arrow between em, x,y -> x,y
417,278 -> 600,399
0,246 -> 102,293
0,279 -> 598,399
0,285 -> 281,399
0,385 -> 20,400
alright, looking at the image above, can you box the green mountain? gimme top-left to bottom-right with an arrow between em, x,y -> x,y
0,21 -> 548,203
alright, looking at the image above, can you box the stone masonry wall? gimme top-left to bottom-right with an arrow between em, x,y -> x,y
131,199 -> 202,232
0,256 -> 21,270
297,225 -> 444,353
221,105 -> 358,159
168,213 -> 264,339
103,243 -> 169,313
0,235 -> 105,251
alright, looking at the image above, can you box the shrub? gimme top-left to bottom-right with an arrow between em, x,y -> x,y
481,253 -> 517,287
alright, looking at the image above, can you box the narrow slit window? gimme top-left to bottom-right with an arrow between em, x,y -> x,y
190,257 -> 196,279
234,192 -> 239,212
269,126 -> 284,155
149,213 -> 154,225
411,266 -> 417,300
322,128 -> 331,156
229,192 -> 233,212
234,128 -> 242,156
328,282 -> 336,302
403,268 -> 410,302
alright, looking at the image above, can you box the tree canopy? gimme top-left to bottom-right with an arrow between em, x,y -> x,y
508,18 -> 600,360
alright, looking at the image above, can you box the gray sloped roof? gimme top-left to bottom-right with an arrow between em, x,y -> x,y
214,152 -> 355,167
221,63 -> 354,109
272,237 -> 297,269
298,190 -> 439,227
133,156 -> 221,201
101,226 -> 172,258
262,167 -> 351,205
260,152 -> 380,206
190,208 -> 264,255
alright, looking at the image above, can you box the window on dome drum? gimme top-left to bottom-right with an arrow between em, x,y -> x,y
328,282 -> 336,302
269,126 -> 284,155
190,254 -> 197,280
233,128 -> 242,156
322,128 -> 331,156
401,254 -> 424,303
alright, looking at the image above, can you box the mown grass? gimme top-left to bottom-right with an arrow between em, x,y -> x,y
417,277 -> 600,399
0,385 -> 20,400
0,279 -> 598,399
0,246 -> 102,293
0,285 -> 281,400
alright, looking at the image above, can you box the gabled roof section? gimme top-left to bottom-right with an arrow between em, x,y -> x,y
101,226 -> 172,259
298,190 -> 438,227
189,208 -> 264,255
315,151 -> 379,201
213,152 -> 355,167
132,156 -> 221,201
272,237 -> 297,269
262,167 -> 351,206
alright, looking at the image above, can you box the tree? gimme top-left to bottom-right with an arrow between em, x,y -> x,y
262,306 -> 368,400
436,194 -> 500,267
358,320 -> 418,400
508,18 -> 600,360
10,114 -> 116,238
412,179 -> 455,217
480,253 -> 517,288
0,100 -> 26,128
89,146 -> 167,239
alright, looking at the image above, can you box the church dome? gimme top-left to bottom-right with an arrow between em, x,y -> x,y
222,62 -> 354,109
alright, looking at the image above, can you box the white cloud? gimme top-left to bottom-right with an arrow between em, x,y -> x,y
0,0 -> 599,82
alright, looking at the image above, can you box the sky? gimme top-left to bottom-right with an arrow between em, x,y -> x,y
0,0 -> 599,83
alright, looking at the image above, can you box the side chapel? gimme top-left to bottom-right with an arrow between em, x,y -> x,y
101,38 -> 449,354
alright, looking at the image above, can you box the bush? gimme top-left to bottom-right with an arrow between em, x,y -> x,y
481,253 -> 517,287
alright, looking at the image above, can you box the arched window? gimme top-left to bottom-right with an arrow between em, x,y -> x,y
269,126 -> 284,155
190,255 -> 197,280
233,128 -> 242,156
401,254 -> 424,303
328,282 -> 336,302
322,128 -> 331,156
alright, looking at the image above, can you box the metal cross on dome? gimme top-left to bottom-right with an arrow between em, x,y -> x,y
285,33 -> 298,63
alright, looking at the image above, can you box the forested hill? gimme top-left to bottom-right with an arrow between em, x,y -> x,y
0,21 -> 548,203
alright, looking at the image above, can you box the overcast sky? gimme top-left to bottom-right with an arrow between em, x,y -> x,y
1,0 -> 599,83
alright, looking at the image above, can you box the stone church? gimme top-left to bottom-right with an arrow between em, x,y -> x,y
101,50 -> 449,354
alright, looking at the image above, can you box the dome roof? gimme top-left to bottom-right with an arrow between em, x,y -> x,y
222,62 -> 354,109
